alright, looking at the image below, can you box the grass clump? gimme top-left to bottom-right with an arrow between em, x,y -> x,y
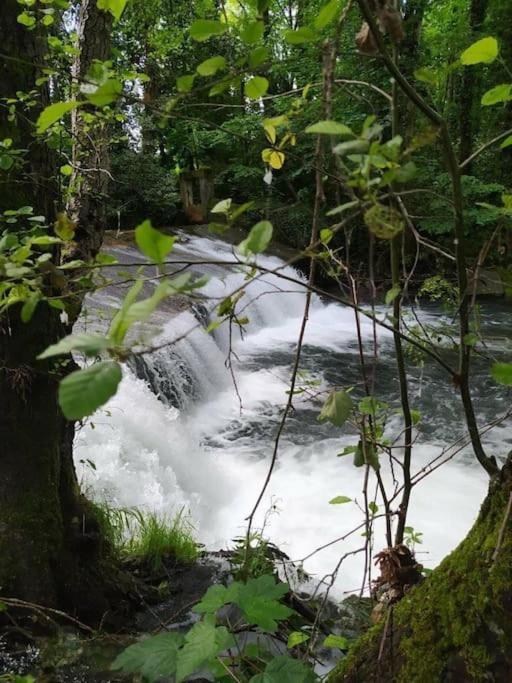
91,504 -> 199,570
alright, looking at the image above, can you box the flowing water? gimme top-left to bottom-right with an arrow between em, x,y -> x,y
75,233 -> 512,595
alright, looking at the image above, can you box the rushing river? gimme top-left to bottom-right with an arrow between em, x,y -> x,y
75,232 -> 512,595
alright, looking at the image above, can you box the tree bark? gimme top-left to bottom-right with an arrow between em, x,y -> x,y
0,0 -> 122,620
330,457 -> 512,682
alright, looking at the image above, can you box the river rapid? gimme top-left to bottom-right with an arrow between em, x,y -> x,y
74,232 -> 512,595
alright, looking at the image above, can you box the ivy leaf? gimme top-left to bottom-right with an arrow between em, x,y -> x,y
196,56 -> 226,76
245,76 -> 269,100
176,621 -> 235,682
318,390 -> 353,427
238,220 -> 273,256
36,101 -> 80,134
329,496 -> 351,505
491,362 -> 512,385
284,27 -> 318,45
85,79 -> 122,106
481,84 -> 512,106
250,655 -> 316,682
241,21 -> 265,45
59,361 -> 122,420
460,36 -> 498,65
38,334 -> 113,359
305,120 -> 353,136
97,0 -> 128,21
112,632 -> 184,682
135,219 -> 176,263
314,0 -> 339,30
190,19 -> 227,42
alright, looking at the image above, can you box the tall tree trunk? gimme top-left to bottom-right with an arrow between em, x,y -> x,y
458,0 -> 489,171
0,0 -> 121,620
68,0 -> 113,262
330,456 -> 512,682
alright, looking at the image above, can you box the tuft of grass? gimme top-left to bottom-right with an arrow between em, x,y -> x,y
91,503 -> 199,570
124,509 -> 199,570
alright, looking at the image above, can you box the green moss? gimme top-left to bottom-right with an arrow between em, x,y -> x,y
330,472 -> 512,682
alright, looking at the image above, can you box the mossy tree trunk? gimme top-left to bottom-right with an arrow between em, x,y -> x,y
0,0 -> 119,620
330,457 -> 512,682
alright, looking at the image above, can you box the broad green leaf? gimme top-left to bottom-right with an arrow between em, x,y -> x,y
109,281 -> 170,343
85,79 -> 122,106
385,285 -> 401,305
284,27 -> 318,45
37,101 -> 79,134
60,164 -> 73,176
97,0 -> 128,21
211,198 -> 232,214
112,632 -> 184,682
135,219 -> 176,263
38,334 -> 112,359
250,655 -> 316,683
238,220 -> 273,256
193,583 -> 239,614
314,0 -> 339,30
249,46 -> 269,67
59,361 -> 122,420
500,135 -> 512,149
21,293 -> 40,323
245,76 -> 269,100
262,148 -> 285,169
0,155 -> 14,171
320,228 -> 333,244
364,204 -> 404,240
287,631 -> 310,648
305,120 -> 353,136
177,74 -> 195,93
460,37 -> 498,65
318,390 -> 353,427
176,621 -> 234,682
54,212 -> 76,241
196,56 -> 226,76
323,634 -> 348,649
491,362 -> 512,385
190,19 -> 227,42
481,83 -> 512,106
329,495 -> 351,504
17,12 -> 36,27
241,21 -> 264,45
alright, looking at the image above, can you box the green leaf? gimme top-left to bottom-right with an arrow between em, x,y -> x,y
17,12 -> 36,27
211,198 -> 232,214
461,37 -> 498,65
59,361 -> 122,420
135,219 -> 176,263
305,120 -> 353,136
193,583 -> 238,614
190,19 -> 227,42
249,46 -> 269,67
323,634 -> 348,649
364,204 -> 404,240
60,164 -> 73,176
481,84 -> 512,106
238,220 -> 273,256
196,56 -> 226,76
284,27 -> 318,45
245,76 -> 269,100
109,281 -> 170,343
329,495 -> 351,505
36,101 -> 80,134
97,0 -> 128,21
410,409 -> 421,425
318,390 -> 353,427
38,334 -> 113,359
500,135 -> 512,149
314,0 -> 339,30
176,621 -> 235,682
54,212 -> 76,241
491,362 -> 512,385
414,67 -> 439,87
385,285 -> 401,305
250,655 -> 316,683
287,632 -> 310,648
241,21 -> 264,45
112,632 -> 184,682
85,79 -> 122,106
0,155 -> 14,171
21,293 -> 40,323
177,74 -> 196,93
320,228 -> 333,244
